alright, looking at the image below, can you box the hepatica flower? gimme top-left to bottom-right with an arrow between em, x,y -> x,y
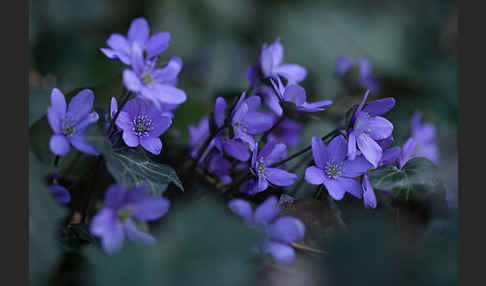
259,77 -> 332,116
248,38 -> 307,87
101,17 -> 170,66
115,97 -> 172,155
123,43 -> 186,110
335,56 -> 379,93
244,141 -> 297,195
305,135 -> 372,200
411,111 -> 440,165
47,88 -> 99,156
90,184 -> 170,254
347,90 -> 395,167
216,92 -> 273,150
228,196 -> 305,264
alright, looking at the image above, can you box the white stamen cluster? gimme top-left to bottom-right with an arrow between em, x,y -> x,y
324,160 -> 343,180
132,114 -> 153,137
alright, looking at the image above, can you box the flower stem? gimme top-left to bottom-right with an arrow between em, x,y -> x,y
269,127 -> 343,168
107,89 -> 131,137
54,155 -> 60,166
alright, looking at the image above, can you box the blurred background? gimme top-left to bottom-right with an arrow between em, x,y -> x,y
29,1 -> 457,285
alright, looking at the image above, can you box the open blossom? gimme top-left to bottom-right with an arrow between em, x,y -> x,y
123,43 -> 186,110
188,117 -> 210,158
90,184 -> 170,254
115,97 -> 172,155
305,135 -> 372,200
47,88 -> 99,156
101,17 -> 170,66
335,56 -> 379,93
241,141 -> 297,195
228,196 -> 305,264
215,93 -> 273,150
258,77 -> 332,116
411,111 -> 439,165
248,38 -> 307,87
347,90 -> 395,167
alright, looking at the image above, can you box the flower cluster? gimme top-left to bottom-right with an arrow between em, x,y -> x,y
228,196 -> 305,264
188,38 -> 334,194
39,18 -> 446,267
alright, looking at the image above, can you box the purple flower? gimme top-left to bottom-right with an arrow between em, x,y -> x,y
123,43 -> 186,110
48,185 -> 71,204
335,56 -> 379,93
305,135 -> 372,200
47,88 -> 100,156
47,173 -> 70,204
90,184 -> 170,254
115,97 -> 172,155
217,93 -> 273,150
228,196 -> 305,264
248,38 -> 307,87
101,17 -> 170,65
347,90 -> 395,167
398,137 -> 417,169
267,117 -> 303,148
243,141 -> 297,195
188,117 -> 210,158
360,136 -> 414,209
213,135 -> 250,162
258,77 -> 332,116
411,111 -> 439,165
207,152 -> 233,183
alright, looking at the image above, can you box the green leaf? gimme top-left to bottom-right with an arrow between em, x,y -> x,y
85,125 -> 184,195
29,151 -> 67,286
84,196 -> 262,286
368,157 -> 440,202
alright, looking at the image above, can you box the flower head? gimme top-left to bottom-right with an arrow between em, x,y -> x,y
305,135 -> 372,200
228,196 -> 305,264
242,141 -> 296,195
47,88 -> 100,156
115,97 -> 172,155
218,92 -> 273,150
90,184 -> 170,254
347,90 -> 395,167
258,77 -> 332,116
123,43 -> 186,110
248,38 -> 307,87
411,111 -> 439,165
101,17 -> 171,65
335,56 -> 379,93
